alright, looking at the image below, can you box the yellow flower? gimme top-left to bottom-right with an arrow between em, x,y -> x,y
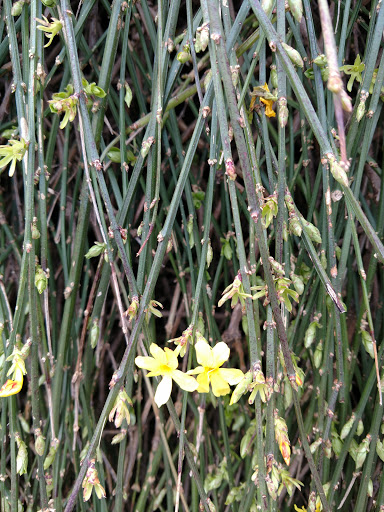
135,343 -> 198,407
36,16 -> 63,48
82,459 -> 106,501
260,83 -> 276,118
188,339 -> 244,397
0,138 -> 27,177
0,366 -> 24,397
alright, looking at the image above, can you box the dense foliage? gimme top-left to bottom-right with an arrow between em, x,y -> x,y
0,0 -> 384,510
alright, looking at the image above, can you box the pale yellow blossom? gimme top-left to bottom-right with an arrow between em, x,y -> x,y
188,339 -> 243,397
135,344 -> 198,407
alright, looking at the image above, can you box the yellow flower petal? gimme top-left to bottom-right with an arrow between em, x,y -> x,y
164,347 -> 178,370
94,483 -> 106,499
171,370 -> 199,392
0,371 -> 23,397
154,375 -> 172,407
195,340 -> 213,367
280,440 -> 291,465
260,83 -> 276,118
134,356 -> 161,374
83,483 -> 93,502
219,368 -> 244,385
212,342 -> 230,368
187,365 -> 204,375
210,370 -> 230,397
149,343 -> 167,364
260,98 -> 276,117
196,372 -> 210,394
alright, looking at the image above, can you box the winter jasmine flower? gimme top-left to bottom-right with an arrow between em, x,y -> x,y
135,343 -> 198,407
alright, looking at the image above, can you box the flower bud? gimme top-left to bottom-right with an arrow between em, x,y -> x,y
289,214 -> 302,237
340,89 -> 353,113
313,54 -> 327,67
195,23 -> 209,53
89,320 -> 100,349
288,0 -> 303,22
265,474 -> 278,500
270,65 -> 278,89
11,0 -> 24,16
85,242 -> 106,259
206,241 -> 213,268
302,218 -> 322,243
109,389 -> 132,428
320,251 -> 327,270
42,0 -> 57,5
332,433 -> 343,457
44,438 -> 59,470
356,419 -> 364,436
268,256 -> 285,276
177,51 -> 190,64
140,136 -> 155,159
340,414 -> 355,440
290,273 -> 304,295
32,224 -> 40,240
356,101 -> 366,122
314,340 -> 323,368
35,265 -> 48,295
278,97 -> 289,128
304,321 -> 321,348
20,338 -> 32,359
324,439 -> 332,458
35,431 -> 46,457
329,157 -> 349,187
187,214 -> 194,248
376,439 -> 384,461
107,148 -> 121,163
16,434 -> 28,475
111,430 -> 127,445
355,435 -> 370,469
310,437 -> 322,454
361,330 -> 374,359
124,84 -> 133,109
230,371 -> 253,405
281,42 -> 304,68
284,377 -> 293,408
225,158 -> 236,181
231,65 -> 240,87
